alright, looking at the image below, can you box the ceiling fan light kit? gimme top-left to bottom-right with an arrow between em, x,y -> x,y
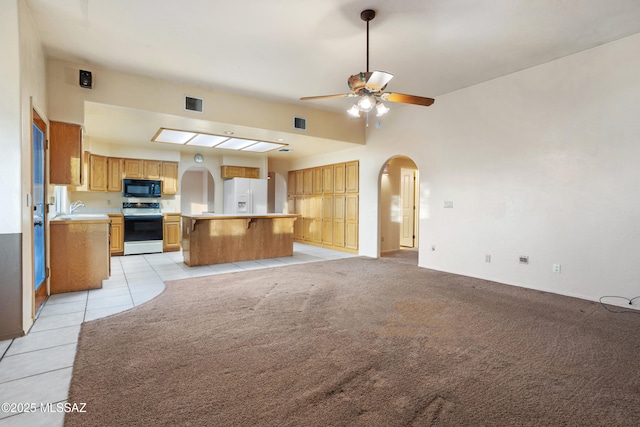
300,9 -> 434,119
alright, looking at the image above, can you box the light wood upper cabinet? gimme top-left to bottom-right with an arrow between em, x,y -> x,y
143,160 -> 162,179
287,171 -> 296,196
313,167 -> 323,194
346,161 -> 359,193
50,121 -> 83,186
221,165 -> 260,179
161,162 -> 179,195
334,163 -> 346,193
124,159 -> 143,178
90,155 -> 123,193
107,158 -> 123,192
322,165 -> 334,194
243,167 -> 260,179
89,154 -> 108,192
295,170 -> 304,195
303,169 -> 313,195
221,166 -> 244,179
78,154 -> 179,194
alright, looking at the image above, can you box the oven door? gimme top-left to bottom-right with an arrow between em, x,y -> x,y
124,215 -> 163,242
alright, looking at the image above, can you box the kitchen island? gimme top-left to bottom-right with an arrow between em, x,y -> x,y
181,213 -> 299,266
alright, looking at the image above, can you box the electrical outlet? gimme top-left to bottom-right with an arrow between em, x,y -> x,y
552,263 -> 561,273
485,254 -> 491,263
444,201 -> 454,208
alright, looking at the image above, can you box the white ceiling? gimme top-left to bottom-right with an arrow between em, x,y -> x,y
25,0 -> 640,159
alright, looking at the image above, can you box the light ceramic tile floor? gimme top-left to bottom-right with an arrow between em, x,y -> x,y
0,243 -> 357,426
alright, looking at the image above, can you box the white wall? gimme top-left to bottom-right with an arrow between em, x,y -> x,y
0,0 -> 22,234
287,33 -> 640,305
362,33 -> 640,304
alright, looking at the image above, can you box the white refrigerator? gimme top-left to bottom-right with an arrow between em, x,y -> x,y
223,178 -> 268,214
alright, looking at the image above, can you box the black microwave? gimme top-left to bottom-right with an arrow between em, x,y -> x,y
123,179 -> 162,198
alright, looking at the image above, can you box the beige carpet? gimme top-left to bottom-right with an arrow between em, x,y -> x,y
381,248 -> 419,264
66,257 -> 640,426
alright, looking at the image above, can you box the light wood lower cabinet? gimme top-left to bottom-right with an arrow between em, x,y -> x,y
163,213 -> 181,252
50,219 -> 110,294
345,195 -> 359,250
108,214 -> 124,256
322,195 -> 333,246
333,195 -> 346,248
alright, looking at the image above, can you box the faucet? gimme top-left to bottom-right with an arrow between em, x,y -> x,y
69,200 -> 85,214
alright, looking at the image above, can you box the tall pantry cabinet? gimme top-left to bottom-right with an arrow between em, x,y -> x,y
288,160 -> 358,253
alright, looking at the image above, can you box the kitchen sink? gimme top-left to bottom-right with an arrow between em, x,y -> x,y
55,214 -> 109,220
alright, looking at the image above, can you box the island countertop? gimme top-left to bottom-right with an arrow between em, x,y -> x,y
181,214 -> 299,266
181,213 -> 299,220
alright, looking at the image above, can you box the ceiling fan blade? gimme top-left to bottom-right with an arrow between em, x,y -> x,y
380,92 -> 435,106
300,94 -> 355,101
365,71 -> 394,92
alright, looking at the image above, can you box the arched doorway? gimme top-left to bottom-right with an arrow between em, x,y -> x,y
379,156 -> 419,264
180,166 -> 214,214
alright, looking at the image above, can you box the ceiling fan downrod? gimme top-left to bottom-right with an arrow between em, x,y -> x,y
361,9 -> 375,73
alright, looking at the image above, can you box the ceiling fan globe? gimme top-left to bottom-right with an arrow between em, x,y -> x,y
357,95 -> 376,112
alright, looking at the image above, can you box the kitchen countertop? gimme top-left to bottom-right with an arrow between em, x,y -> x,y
50,214 -> 110,223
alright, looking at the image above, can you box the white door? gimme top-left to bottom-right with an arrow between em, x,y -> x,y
400,168 -> 415,247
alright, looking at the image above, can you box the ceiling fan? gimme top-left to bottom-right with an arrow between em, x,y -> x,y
300,9 -> 434,117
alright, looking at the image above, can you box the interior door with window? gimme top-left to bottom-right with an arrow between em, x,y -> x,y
33,112 -> 47,312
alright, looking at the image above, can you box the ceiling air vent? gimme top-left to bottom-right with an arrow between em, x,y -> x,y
185,96 -> 204,113
293,116 -> 307,131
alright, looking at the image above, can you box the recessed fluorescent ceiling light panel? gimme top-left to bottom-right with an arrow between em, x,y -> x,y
242,141 -> 285,152
215,138 -> 259,150
152,128 -> 287,152
187,134 -> 229,147
153,128 -> 197,144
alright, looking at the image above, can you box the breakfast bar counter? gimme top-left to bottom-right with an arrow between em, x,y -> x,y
181,213 -> 299,266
